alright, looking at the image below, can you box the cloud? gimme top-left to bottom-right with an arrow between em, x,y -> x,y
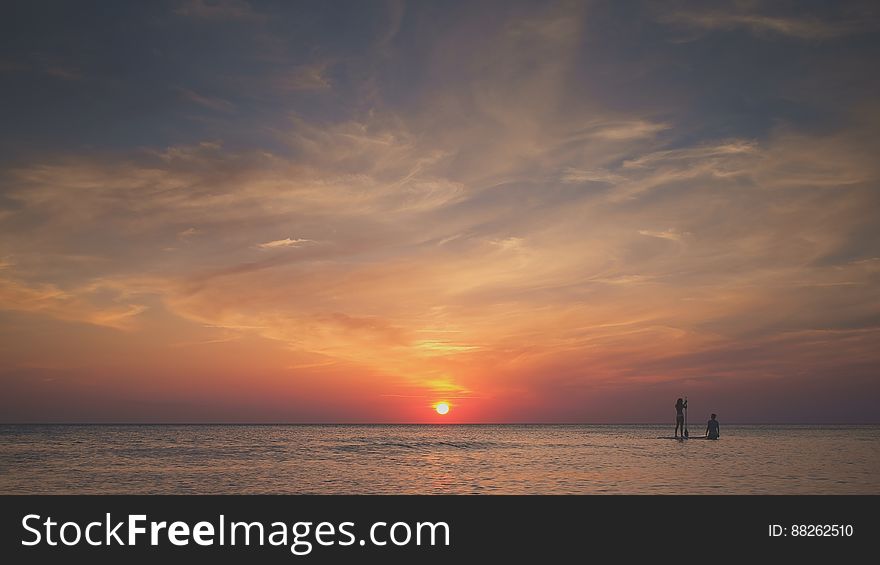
638,229 -> 687,242
489,237 -> 525,252
175,87 -> 235,112
257,237 -> 312,249
622,141 -> 757,169
0,274 -> 148,330
561,168 -> 626,185
580,120 -> 670,141
275,64 -> 332,91
662,10 -> 872,40
174,0 -> 262,21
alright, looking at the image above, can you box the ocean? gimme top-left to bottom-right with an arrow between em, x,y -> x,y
1,424 -> 878,494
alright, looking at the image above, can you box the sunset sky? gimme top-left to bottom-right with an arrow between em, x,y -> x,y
1,0 -> 878,423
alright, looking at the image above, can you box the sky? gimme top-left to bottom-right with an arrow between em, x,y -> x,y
1,0 -> 879,423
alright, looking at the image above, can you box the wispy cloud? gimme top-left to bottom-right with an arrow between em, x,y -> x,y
257,237 -> 312,249
663,11 -> 872,40
581,120 -> 669,141
175,87 -> 235,112
622,141 -> 757,169
638,229 -> 688,242
561,168 -> 626,185
0,275 -> 148,330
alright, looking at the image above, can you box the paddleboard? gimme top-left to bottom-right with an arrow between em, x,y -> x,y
655,436 -> 717,440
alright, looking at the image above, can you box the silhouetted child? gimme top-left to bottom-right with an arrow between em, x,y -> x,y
706,413 -> 720,440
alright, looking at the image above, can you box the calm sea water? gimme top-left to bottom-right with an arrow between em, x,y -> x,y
1,425 -> 878,494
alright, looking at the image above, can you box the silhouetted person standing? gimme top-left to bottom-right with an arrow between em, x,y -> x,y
674,398 -> 687,438
706,413 -> 720,440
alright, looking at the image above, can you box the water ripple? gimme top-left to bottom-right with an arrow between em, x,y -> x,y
1,424 -> 878,494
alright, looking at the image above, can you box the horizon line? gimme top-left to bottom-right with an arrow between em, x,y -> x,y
2,421 -> 878,426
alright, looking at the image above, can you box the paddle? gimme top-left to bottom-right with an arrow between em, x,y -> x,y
684,395 -> 689,438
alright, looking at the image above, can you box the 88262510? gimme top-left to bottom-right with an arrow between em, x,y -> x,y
791,525 -> 853,537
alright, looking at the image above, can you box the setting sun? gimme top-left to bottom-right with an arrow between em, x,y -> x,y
434,402 -> 450,415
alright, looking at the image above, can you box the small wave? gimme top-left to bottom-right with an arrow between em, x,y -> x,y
328,439 -> 497,453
